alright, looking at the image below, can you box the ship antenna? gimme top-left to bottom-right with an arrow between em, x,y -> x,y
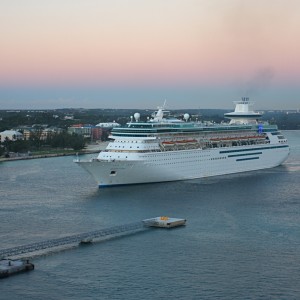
163,99 -> 167,109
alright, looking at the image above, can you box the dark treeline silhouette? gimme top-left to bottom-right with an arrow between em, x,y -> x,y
1,132 -> 85,156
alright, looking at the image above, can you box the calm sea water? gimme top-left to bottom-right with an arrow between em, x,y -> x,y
1,131 -> 300,299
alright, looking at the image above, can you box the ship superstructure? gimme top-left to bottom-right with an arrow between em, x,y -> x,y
75,98 -> 290,187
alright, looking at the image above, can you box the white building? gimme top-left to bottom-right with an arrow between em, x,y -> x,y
0,130 -> 23,142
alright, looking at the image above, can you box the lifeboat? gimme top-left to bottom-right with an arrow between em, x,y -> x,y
175,139 -> 198,144
162,141 -> 175,145
210,135 -> 265,142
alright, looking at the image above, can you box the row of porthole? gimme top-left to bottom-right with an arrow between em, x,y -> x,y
112,145 -> 158,149
103,156 -> 128,159
115,141 -> 158,144
112,145 -> 140,149
144,156 -> 209,160
144,154 -> 210,158
103,154 -> 211,161
115,149 -> 155,152
146,160 -> 211,163
112,142 -> 157,146
116,140 -> 140,143
148,161 -> 211,165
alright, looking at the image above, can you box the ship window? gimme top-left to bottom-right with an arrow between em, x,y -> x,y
110,171 -> 117,176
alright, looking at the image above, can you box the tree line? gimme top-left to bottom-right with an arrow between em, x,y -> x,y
0,132 -> 85,157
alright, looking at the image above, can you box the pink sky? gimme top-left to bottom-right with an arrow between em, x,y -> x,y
0,0 -> 299,109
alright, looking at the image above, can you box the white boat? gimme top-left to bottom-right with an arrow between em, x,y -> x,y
75,98 -> 290,187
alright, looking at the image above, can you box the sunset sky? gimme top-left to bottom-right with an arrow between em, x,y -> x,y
0,0 -> 299,109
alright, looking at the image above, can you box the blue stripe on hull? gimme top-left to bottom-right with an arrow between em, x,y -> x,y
220,145 -> 289,154
228,152 -> 262,158
236,157 -> 260,162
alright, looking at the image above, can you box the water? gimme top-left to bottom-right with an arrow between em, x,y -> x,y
1,131 -> 300,299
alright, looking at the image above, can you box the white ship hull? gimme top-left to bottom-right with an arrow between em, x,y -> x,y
76,144 -> 289,187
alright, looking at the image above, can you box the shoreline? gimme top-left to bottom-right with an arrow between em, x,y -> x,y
0,142 -> 109,162
0,150 -> 98,162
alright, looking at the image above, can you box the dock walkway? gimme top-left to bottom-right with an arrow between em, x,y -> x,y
0,221 -> 145,259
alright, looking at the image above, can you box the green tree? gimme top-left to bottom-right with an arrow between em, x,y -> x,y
69,134 -> 85,150
46,132 -> 85,150
9,139 -> 30,153
0,144 -> 5,156
3,137 -> 11,153
30,126 -> 44,149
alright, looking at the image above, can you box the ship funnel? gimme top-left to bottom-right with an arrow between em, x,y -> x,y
224,97 -> 262,124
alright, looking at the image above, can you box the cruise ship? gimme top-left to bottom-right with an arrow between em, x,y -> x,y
75,98 -> 290,187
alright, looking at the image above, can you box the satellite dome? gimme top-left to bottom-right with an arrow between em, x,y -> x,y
183,113 -> 190,121
134,113 -> 140,122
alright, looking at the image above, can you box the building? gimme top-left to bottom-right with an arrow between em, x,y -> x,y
0,130 -> 23,142
40,127 -> 64,140
68,124 -> 92,138
91,127 -> 102,140
68,124 -> 103,141
13,126 -> 63,141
